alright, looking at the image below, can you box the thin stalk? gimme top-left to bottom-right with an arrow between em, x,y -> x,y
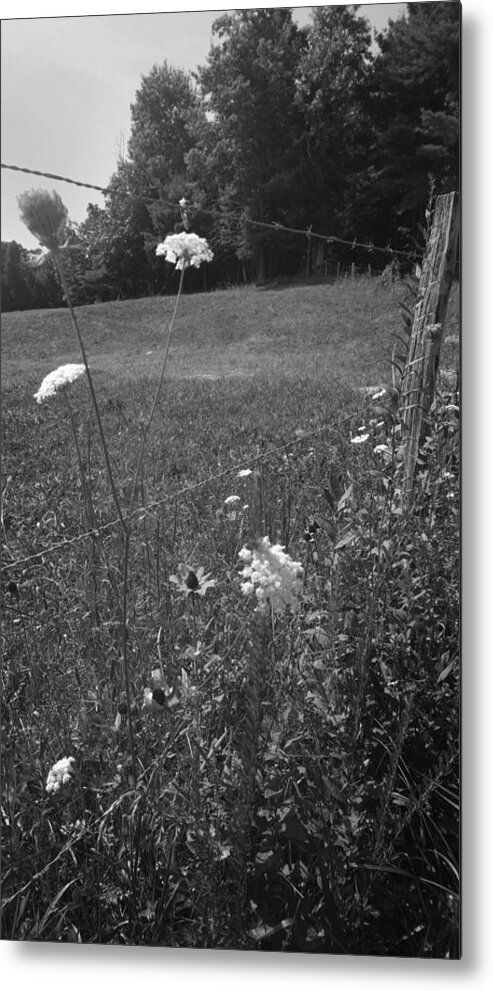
53,250 -> 126,532
119,264 -> 186,784
121,531 -> 138,784
54,250 -> 137,784
63,391 -> 95,528
64,390 -> 100,625
129,266 -> 186,513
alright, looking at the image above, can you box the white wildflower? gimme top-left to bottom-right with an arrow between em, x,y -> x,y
239,536 -> 304,616
143,687 -> 167,714
374,444 -> 390,455
372,389 -> 386,400
46,756 -> 75,794
237,468 -> 252,478
224,495 -> 241,506
350,433 -> 369,445
34,364 -> 86,404
156,232 -> 213,270
169,563 -> 216,597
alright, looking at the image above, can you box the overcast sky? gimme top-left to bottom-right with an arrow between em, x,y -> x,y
1,2 -> 420,248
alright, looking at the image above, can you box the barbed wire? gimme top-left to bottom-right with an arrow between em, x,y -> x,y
1,409 -> 362,575
2,162 -> 417,261
246,218 -> 417,261
1,162 -> 109,194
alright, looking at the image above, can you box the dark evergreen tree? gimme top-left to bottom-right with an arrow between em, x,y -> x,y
1,241 -> 33,311
353,1 -> 460,251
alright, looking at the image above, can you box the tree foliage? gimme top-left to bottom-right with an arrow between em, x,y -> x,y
5,3 -> 460,308
296,4 -> 374,234
193,8 -> 307,280
358,1 -> 461,246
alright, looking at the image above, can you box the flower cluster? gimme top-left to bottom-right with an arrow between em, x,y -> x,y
239,537 -> 304,615
156,232 -> 213,270
45,756 -> 75,794
18,188 -> 68,252
34,364 -> 86,404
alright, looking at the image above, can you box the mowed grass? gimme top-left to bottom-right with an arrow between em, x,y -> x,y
1,277 -> 459,518
2,279 -> 404,531
3,280 -> 400,387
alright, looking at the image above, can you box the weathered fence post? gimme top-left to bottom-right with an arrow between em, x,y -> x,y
400,191 -> 460,508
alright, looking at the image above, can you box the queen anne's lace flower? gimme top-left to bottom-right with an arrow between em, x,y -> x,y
350,433 -> 369,445
34,364 -> 86,404
239,537 -> 304,616
46,756 -> 75,794
156,232 -> 213,270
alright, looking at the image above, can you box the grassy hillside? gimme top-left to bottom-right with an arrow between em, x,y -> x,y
3,280 -> 404,388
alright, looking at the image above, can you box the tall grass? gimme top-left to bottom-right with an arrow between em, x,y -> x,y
1,272 -> 459,954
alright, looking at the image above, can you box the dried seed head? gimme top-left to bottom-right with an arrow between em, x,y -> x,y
17,188 -> 68,251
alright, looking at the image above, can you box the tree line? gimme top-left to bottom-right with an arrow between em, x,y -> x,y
1,3 -> 460,311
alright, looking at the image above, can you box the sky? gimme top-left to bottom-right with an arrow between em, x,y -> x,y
1,2 -> 409,249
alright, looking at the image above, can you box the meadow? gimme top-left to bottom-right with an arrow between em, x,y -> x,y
1,276 -> 460,954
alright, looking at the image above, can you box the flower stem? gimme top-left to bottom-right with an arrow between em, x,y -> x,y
54,251 -> 126,532
121,530 -> 138,784
54,251 -> 137,784
129,265 -> 186,513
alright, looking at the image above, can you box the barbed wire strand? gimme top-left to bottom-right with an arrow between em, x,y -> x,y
247,218 -> 416,260
1,408 -> 365,574
1,162 -> 109,194
2,162 -> 417,261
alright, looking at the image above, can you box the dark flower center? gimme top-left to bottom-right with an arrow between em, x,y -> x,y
186,570 -> 200,591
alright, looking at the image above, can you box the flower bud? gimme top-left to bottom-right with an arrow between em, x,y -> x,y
18,188 -> 68,251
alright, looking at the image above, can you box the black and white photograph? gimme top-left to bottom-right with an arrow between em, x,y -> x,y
0,0 -> 468,968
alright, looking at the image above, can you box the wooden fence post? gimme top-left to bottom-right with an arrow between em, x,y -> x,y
400,191 -> 460,508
